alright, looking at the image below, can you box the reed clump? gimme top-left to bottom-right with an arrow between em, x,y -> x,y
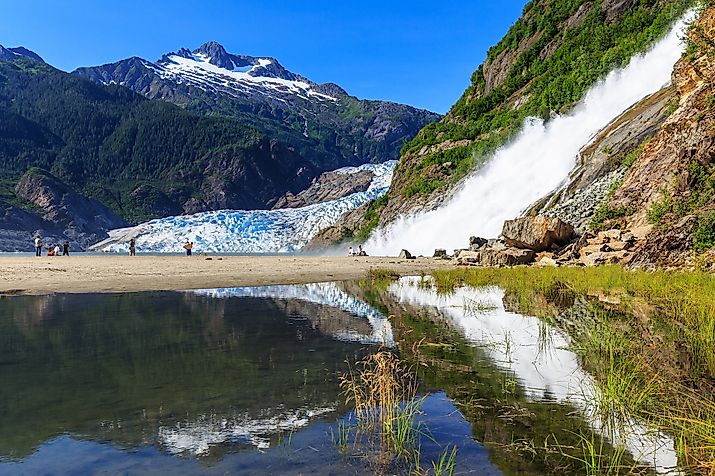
339,347 -> 458,474
339,349 -> 424,464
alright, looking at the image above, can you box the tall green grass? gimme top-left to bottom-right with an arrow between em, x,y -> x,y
428,266 -> 715,474
430,266 -> 715,377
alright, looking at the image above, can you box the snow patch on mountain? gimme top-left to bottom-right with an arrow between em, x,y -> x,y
157,51 -> 337,102
92,161 -> 395,254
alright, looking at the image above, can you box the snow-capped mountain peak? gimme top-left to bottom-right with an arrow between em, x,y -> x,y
151,41 -> 335,101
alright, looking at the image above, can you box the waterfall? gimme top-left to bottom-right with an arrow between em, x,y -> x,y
367,13 -> 694,256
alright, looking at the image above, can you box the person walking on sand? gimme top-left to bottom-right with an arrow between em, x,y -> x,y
183,240 -> 193,256
129,238 -> 136,256
62,241 -> 70,256
34,235 -> 42,257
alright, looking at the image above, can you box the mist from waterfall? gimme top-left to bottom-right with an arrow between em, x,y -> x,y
367,13 -> 694,256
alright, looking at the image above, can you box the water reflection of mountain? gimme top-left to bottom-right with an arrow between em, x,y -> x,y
0,291 -> 375,460
192,282 -> 393,345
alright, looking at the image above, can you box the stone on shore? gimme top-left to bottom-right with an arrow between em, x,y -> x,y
468,236 -> 488,250
398,249 -> 415,259
433,248 -> 448,259
502,216 -> 575,252
457,247 -> 535,267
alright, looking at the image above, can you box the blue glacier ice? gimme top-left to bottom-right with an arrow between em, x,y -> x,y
93,161 -> 395,254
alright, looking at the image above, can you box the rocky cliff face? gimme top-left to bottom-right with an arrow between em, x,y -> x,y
367,0 -> 693,229
272,169 -> 374,210
614,6 -> 715,267
0,169 -> 129,250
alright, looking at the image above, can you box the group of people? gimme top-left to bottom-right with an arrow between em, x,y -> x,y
348,245 -> 367,256
32,234 -> 195,256
125,238 -> 194,256
34,235 -> 69,257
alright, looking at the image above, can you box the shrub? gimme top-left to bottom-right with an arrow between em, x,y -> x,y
693,214 -> 715,252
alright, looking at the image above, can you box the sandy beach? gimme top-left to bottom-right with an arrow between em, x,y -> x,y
0,255 -> 453,295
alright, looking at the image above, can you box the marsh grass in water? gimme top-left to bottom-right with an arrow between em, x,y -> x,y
431,444 -> 457,476
555,430 -> 640,476
430,266 -> 715,377
339,348 -> 461,474
425,266 -> 715,474
462,296 -> 498,316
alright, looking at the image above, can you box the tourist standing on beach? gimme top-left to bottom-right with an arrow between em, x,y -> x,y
62,241 -> 70,256
183,240 -> 193,256
129,238 -> 136,256
34,235 -> 42,256
53,244 -> 60,256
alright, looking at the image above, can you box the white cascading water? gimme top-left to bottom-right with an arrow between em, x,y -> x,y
367,13 -> 694,256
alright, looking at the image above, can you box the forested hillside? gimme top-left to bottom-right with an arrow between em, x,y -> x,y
74,41 -> 440,171
0,56 -> 316,223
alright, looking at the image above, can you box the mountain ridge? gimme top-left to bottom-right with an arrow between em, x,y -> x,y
73,41 -> 441,170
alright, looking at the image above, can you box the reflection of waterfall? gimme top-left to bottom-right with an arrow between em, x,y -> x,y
368,13 -> 693,256
388,277 -> 679,474
191,282 -> 393,345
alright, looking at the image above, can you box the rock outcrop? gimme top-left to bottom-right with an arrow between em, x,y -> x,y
530,86 -> 676,232
7,169 -> 128,249
599,7 -> 715,267
502,216 -> 574,252
273,169 -> 374,209
457,247 -> 535,267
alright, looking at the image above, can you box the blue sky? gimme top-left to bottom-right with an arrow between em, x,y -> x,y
0,0 -> 528,113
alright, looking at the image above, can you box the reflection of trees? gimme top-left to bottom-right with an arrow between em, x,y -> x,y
353,282 -> 646,476
0,292 -> 370,460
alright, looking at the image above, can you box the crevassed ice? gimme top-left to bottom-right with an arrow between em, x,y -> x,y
95,161 -> 396,254
389,277 -> 680,475
192,282 -> 394,346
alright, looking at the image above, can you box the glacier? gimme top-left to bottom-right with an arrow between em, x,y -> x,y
92,161 -> 395,254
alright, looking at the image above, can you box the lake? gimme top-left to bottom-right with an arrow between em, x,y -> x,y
0,278 -> 679,475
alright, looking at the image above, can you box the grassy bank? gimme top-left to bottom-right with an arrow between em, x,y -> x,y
430,266 -> 715,376
425,266 -> 715,473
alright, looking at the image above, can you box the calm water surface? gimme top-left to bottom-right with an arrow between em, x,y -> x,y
0,280 -> 676,475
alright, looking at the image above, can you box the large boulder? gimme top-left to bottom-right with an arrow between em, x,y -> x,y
398,249 -> 414,259
502,216 -> 575,252
469,236 -> 488,250
457,248 -> 535,267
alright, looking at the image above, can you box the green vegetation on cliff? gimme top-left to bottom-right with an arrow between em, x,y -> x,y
395,0 -> 694,199
0,58 -> 314,222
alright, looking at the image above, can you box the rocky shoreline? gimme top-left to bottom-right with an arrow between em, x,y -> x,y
402,214 -> 714,271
